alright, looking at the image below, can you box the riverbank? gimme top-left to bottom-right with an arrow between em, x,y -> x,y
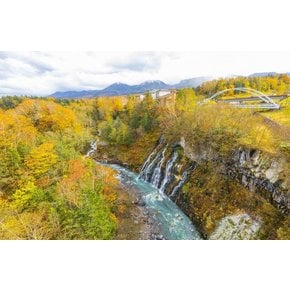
113,172 -> 161,240
102,163 -> 201,240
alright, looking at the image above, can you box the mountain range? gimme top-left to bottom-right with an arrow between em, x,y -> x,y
50,77 -> 211,98
50,72 -> 290,99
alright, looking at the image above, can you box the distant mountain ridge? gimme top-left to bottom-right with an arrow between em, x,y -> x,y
248,72 -> 290,77
50,72 -> 290,99
173,77 -> 212,88
50,77 -> 211,99
248,72 -> 278,77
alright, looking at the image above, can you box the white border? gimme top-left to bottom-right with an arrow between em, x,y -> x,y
0,1 -> 289,289
0,0 -> 289,51
0,241 -> 289,290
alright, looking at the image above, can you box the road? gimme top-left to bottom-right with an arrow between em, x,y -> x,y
217,95 -> 288,103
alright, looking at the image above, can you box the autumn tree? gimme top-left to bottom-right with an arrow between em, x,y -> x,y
175,88 -> 197,114
0,97 -> 119,240
24,143 -> 58,177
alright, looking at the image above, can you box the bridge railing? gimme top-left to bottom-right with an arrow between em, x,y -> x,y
204,87 -> 280,110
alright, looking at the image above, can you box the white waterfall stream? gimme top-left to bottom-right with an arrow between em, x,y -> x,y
86,140 -> 97,157
139,145 -> 194,199
150,146 -> 167,188
139,147 -> 158,175
159,151 -> 178,193
170,165 -> 194,197
138,149 -> 161,181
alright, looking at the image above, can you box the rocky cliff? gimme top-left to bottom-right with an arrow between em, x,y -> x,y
93,135 -> 290,239
179,137 -> 290,215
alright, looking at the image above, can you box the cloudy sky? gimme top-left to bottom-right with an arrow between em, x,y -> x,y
0,51 -> 289,96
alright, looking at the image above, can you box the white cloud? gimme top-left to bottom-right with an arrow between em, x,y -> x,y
0,51 -> 289,95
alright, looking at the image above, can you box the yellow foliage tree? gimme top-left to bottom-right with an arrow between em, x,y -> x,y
15,99 -> 80,133
25,143 -> 58,177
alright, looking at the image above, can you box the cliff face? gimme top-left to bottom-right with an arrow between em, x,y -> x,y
179,137 -> 290,215
93,135 -> 289,239
226,149 -> 289,215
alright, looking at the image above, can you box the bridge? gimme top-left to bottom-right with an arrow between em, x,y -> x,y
218,94 -> 287,103
204,87 -> 285,110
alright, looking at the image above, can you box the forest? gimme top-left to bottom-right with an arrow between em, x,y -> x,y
0,98 -> 119,239
196,74 -> 290,96
0,74 -> 289,239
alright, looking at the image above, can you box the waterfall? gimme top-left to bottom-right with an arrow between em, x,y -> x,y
139,144 -> 196,199
139,148 -> 163,181
159,151 -> 178,193
151,146 -> 167,188
138,147 -> 158,179
86,140 -> 97,157
170,164 -> 196,197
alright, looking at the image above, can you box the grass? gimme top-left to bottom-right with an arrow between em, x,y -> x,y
261,98 -> 290,127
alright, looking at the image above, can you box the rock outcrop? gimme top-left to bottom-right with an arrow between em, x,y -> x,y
209,214 -> 261,240
179,137 -> 290,215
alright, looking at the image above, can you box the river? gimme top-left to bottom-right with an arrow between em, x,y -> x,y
107,164 -> 201,240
